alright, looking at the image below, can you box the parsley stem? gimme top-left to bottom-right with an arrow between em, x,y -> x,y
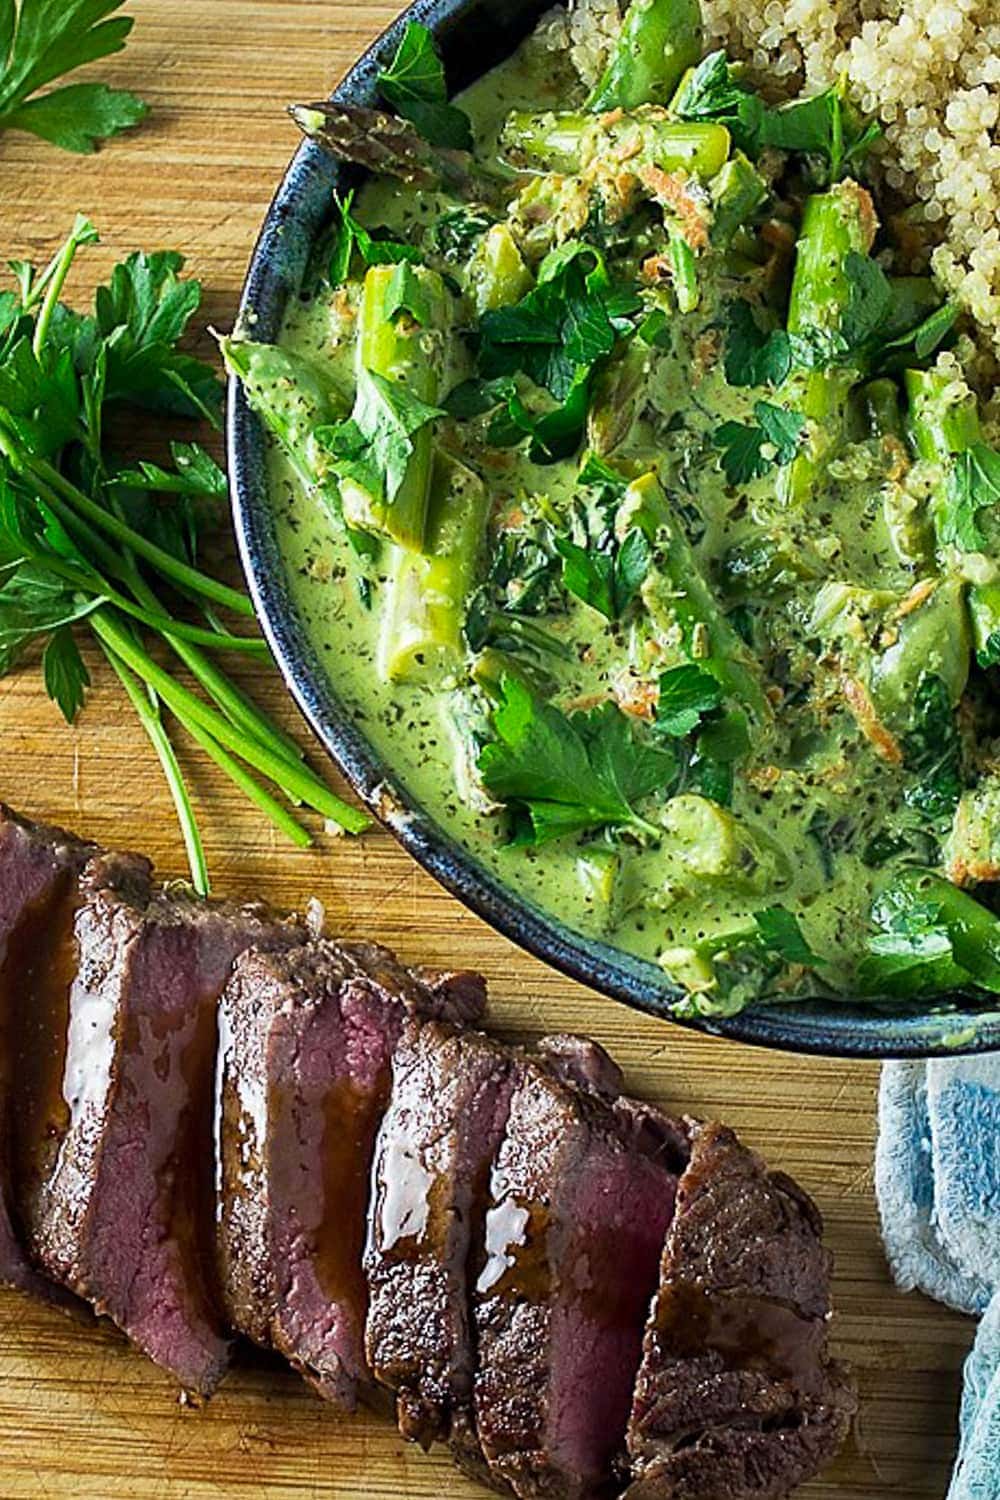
0,436 -> 255,618
43,485 -> 307,776
177,714 -> 313,850
32,218 -> 93,359
90,607 -> 370,834
39,554 -> 267,653
99,641 -> 210,896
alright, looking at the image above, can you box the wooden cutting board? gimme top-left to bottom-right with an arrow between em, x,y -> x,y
0,3 -> 973,1495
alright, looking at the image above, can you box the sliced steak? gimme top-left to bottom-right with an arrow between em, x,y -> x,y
217,939 -> 471,1411
470,1057 -> 679,1500
365,1022 -> 516,1450
624,1122 -> 857,1500
19,854 -> 302,1398
0,807 -> 95,1302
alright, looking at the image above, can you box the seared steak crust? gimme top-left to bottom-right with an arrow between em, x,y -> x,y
25,857 -> 301,1397
625,1123 -> 857,1500
217,940 -> 472,1410
366,1023 -> 516,1449
0,807 -> 95,1303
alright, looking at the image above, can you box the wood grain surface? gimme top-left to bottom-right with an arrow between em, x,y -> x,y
0,3 -> 972,1496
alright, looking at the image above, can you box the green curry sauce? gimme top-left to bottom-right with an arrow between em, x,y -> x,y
234,10 -> 1000,1017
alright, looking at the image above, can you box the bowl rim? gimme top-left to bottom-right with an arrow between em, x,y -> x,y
227,0 -> 1000,1059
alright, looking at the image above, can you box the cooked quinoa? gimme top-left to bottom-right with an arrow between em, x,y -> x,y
543,0 -> 1000,353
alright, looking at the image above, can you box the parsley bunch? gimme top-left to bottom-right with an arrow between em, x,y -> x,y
0,0 -> 147,154
0,219 -> 367,893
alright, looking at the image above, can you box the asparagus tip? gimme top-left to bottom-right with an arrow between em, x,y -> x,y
289,103 -> 328,138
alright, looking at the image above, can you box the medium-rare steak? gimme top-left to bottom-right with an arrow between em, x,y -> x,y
365,1022 -> 516,1450
217,939 -> 476,1411
0,806 -> 95,1303
20,853 -> 302,1398
470,1057 -> 679,1500
624,1122 -> 857,1500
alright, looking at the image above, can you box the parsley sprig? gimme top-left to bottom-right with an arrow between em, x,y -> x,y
674,51 -> 880,183
0,219 -> 368,893
0,0 -> 147,154
377,21 -> 473,152
478,673 -> 678,846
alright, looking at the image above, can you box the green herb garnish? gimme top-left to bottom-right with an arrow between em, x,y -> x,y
0,0 -> 147,154
479,673 -> 677,846
377,21 -> 473,151
0,219 -> 368,894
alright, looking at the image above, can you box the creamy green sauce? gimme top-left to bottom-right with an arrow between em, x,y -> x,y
261,26 -> 985,1012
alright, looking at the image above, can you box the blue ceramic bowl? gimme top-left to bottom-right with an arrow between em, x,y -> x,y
228,0 -> 1000,1057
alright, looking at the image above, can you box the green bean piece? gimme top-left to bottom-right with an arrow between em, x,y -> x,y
501,109 -> 730,180
467,224 -> 533,315
904,366 -> 998,662
630,472 -> 772,722
378,454 -> 488,682
587,0 -> 704,112
342,263 -> 451,553
871,868 -> 1000,993
778,182 -> 876,507
709,152 -> 768,247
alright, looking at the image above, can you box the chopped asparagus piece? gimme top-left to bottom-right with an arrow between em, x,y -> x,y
341,263 -> 451,551
587,0 -> 704,112
378,454 -> 488,681
501,108 -> 730,181
631,472 -> 772,722
778,182 -> 877,507
467,223 -> 533,315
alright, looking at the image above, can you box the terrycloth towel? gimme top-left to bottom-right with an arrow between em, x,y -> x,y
876,1061 -> 997,1316
877,1055 -> 1000,1496
948,1291 -> 1000,1500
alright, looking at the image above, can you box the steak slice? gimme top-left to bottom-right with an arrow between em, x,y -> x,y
217,939 -> 474,1411
624,1122 -> 857,1500
365,1022 -> 516,1450
0,807 -> 95,1302
471,1056 -> 679,1500
20,853 -> 302,1398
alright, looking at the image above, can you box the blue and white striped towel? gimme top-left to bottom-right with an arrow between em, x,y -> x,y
877,1055 -> 1000,1497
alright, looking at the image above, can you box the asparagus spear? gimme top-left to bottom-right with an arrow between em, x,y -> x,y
501,108 -> 730,180
905,366 -> 1000,663
341,263 -> 450,552
378,454 -> 488,681
777,181 -> 877,506
630,472 -> 772,723
289,102 -> 506,208
587,0 -> 704,112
